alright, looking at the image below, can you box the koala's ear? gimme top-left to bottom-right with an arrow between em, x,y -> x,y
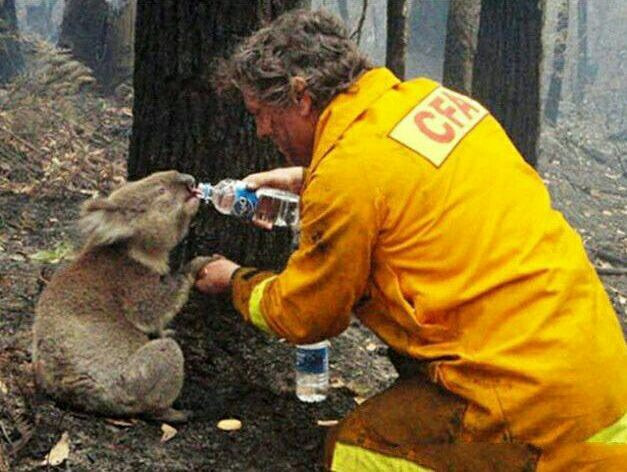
79,197 -> 135,250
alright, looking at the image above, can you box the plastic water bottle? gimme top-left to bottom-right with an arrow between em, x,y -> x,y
197,179 -> 299,227
295,341 -> 330,402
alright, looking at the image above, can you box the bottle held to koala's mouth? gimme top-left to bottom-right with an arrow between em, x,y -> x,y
197,179 -> 299,228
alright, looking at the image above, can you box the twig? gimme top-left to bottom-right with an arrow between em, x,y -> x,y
594,249 -> 627,267
595,266 -> 627,276
605,284 -> 626,298
351,0 -> 369,44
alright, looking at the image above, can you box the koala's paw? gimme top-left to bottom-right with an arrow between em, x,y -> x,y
148,407 -> 191,424
159,328 -> 177,338
185,255 -> 218,278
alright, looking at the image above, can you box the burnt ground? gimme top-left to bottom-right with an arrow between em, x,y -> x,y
1,43 -> 626,471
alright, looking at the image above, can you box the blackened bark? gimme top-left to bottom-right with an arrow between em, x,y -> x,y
472,0 -> 542,167
130,1 -> 307,279
386,0 -> 408,79
58,0 -> 135,92
0,0 -> 24,84
442,0 -> 480,95
544,0 -> 569,124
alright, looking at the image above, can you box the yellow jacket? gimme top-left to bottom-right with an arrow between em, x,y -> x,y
232,68 -> 627,468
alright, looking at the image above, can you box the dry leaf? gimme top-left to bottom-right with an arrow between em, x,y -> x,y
330,377 -> 345,389
42,431 -> 70,466
0,378 -> 8,394
160,423 -> 177,442
354,396 -> 366,405
317,419 -> 339,427
365,343 -> 378,352
217,418 -> 242,431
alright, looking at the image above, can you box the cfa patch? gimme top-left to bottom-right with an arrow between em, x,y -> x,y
389,86 -> 488,167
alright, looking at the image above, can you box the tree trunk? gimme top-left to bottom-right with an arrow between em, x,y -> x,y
442,0 -> 480,95
574,0 -> 588,104
58,0 -> 135,93
472,0 -> 542,168
99,0 -> 136,91
0,0 -> 24,84
544,0 -> 569,125
130,1 -> 308,281
386,0 -> 408,79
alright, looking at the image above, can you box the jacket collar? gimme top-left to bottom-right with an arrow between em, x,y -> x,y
308,68 -> 400,177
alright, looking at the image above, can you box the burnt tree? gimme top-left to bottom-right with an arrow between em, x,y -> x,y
130,2 -> 309,310
472,0 -> 542,167
0,0 -> 23,84
385,0 -> 407,79
58,0 -> 135,92
442,0 -> 480,95
544,0 -> 569,125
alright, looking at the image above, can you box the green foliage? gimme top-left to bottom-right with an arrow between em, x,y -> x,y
30,241 -> 74,264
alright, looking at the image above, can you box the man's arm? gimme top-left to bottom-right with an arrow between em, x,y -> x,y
222,164 -> 379,344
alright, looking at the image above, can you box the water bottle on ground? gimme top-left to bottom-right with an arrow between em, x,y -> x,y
295,341 -> 330,402
197,179 -> 299,227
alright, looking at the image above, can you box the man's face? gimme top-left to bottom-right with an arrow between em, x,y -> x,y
243,91 -> 317,167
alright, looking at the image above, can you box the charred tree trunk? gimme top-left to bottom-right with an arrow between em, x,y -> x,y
386,0 -> 408,79
442,0 -> 480,95
574,0 -> 588,104
58,0 -> 135,93
544,0 -> 569,125
0,0 -> 24,84
472,0 -> 542,168
130,1 -> 308,287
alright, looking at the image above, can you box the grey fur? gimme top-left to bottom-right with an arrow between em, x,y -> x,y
33,171 -> 211,423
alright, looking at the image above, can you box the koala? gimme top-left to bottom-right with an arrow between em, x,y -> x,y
32,170 -> 212,423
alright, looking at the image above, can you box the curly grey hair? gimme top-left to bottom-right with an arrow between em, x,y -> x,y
217,9 -> 372,111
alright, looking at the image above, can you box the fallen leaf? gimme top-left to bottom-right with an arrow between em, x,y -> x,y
619,295 -> 626,305
42,431 -> 70,466
160,423 -> 177,442
0,378 -> 8,394
217,418 -> 242,431
316,419 -> 339,427
330,377 -> 345,389
354,396 -> 366,405
365,343 -> 378,352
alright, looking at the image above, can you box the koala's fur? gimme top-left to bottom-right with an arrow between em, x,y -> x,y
33,171 -> 211,423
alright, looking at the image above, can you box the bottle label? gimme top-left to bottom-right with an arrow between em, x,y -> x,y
233,185 -> 259,219
296,346 -> 328,375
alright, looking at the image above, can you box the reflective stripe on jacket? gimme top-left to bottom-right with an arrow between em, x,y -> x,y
231,68 -> 627,466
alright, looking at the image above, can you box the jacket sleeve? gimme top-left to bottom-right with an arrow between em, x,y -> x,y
231,161 -> 381,344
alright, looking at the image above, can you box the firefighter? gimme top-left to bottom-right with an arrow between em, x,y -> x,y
195,9 -> 627,471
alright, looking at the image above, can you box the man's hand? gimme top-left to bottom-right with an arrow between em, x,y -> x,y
243,167 -> 304,195
194,255 -> 240,294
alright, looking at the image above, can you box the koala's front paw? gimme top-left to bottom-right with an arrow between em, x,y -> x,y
159,328 -> 177,338
185,255 -> 219,279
